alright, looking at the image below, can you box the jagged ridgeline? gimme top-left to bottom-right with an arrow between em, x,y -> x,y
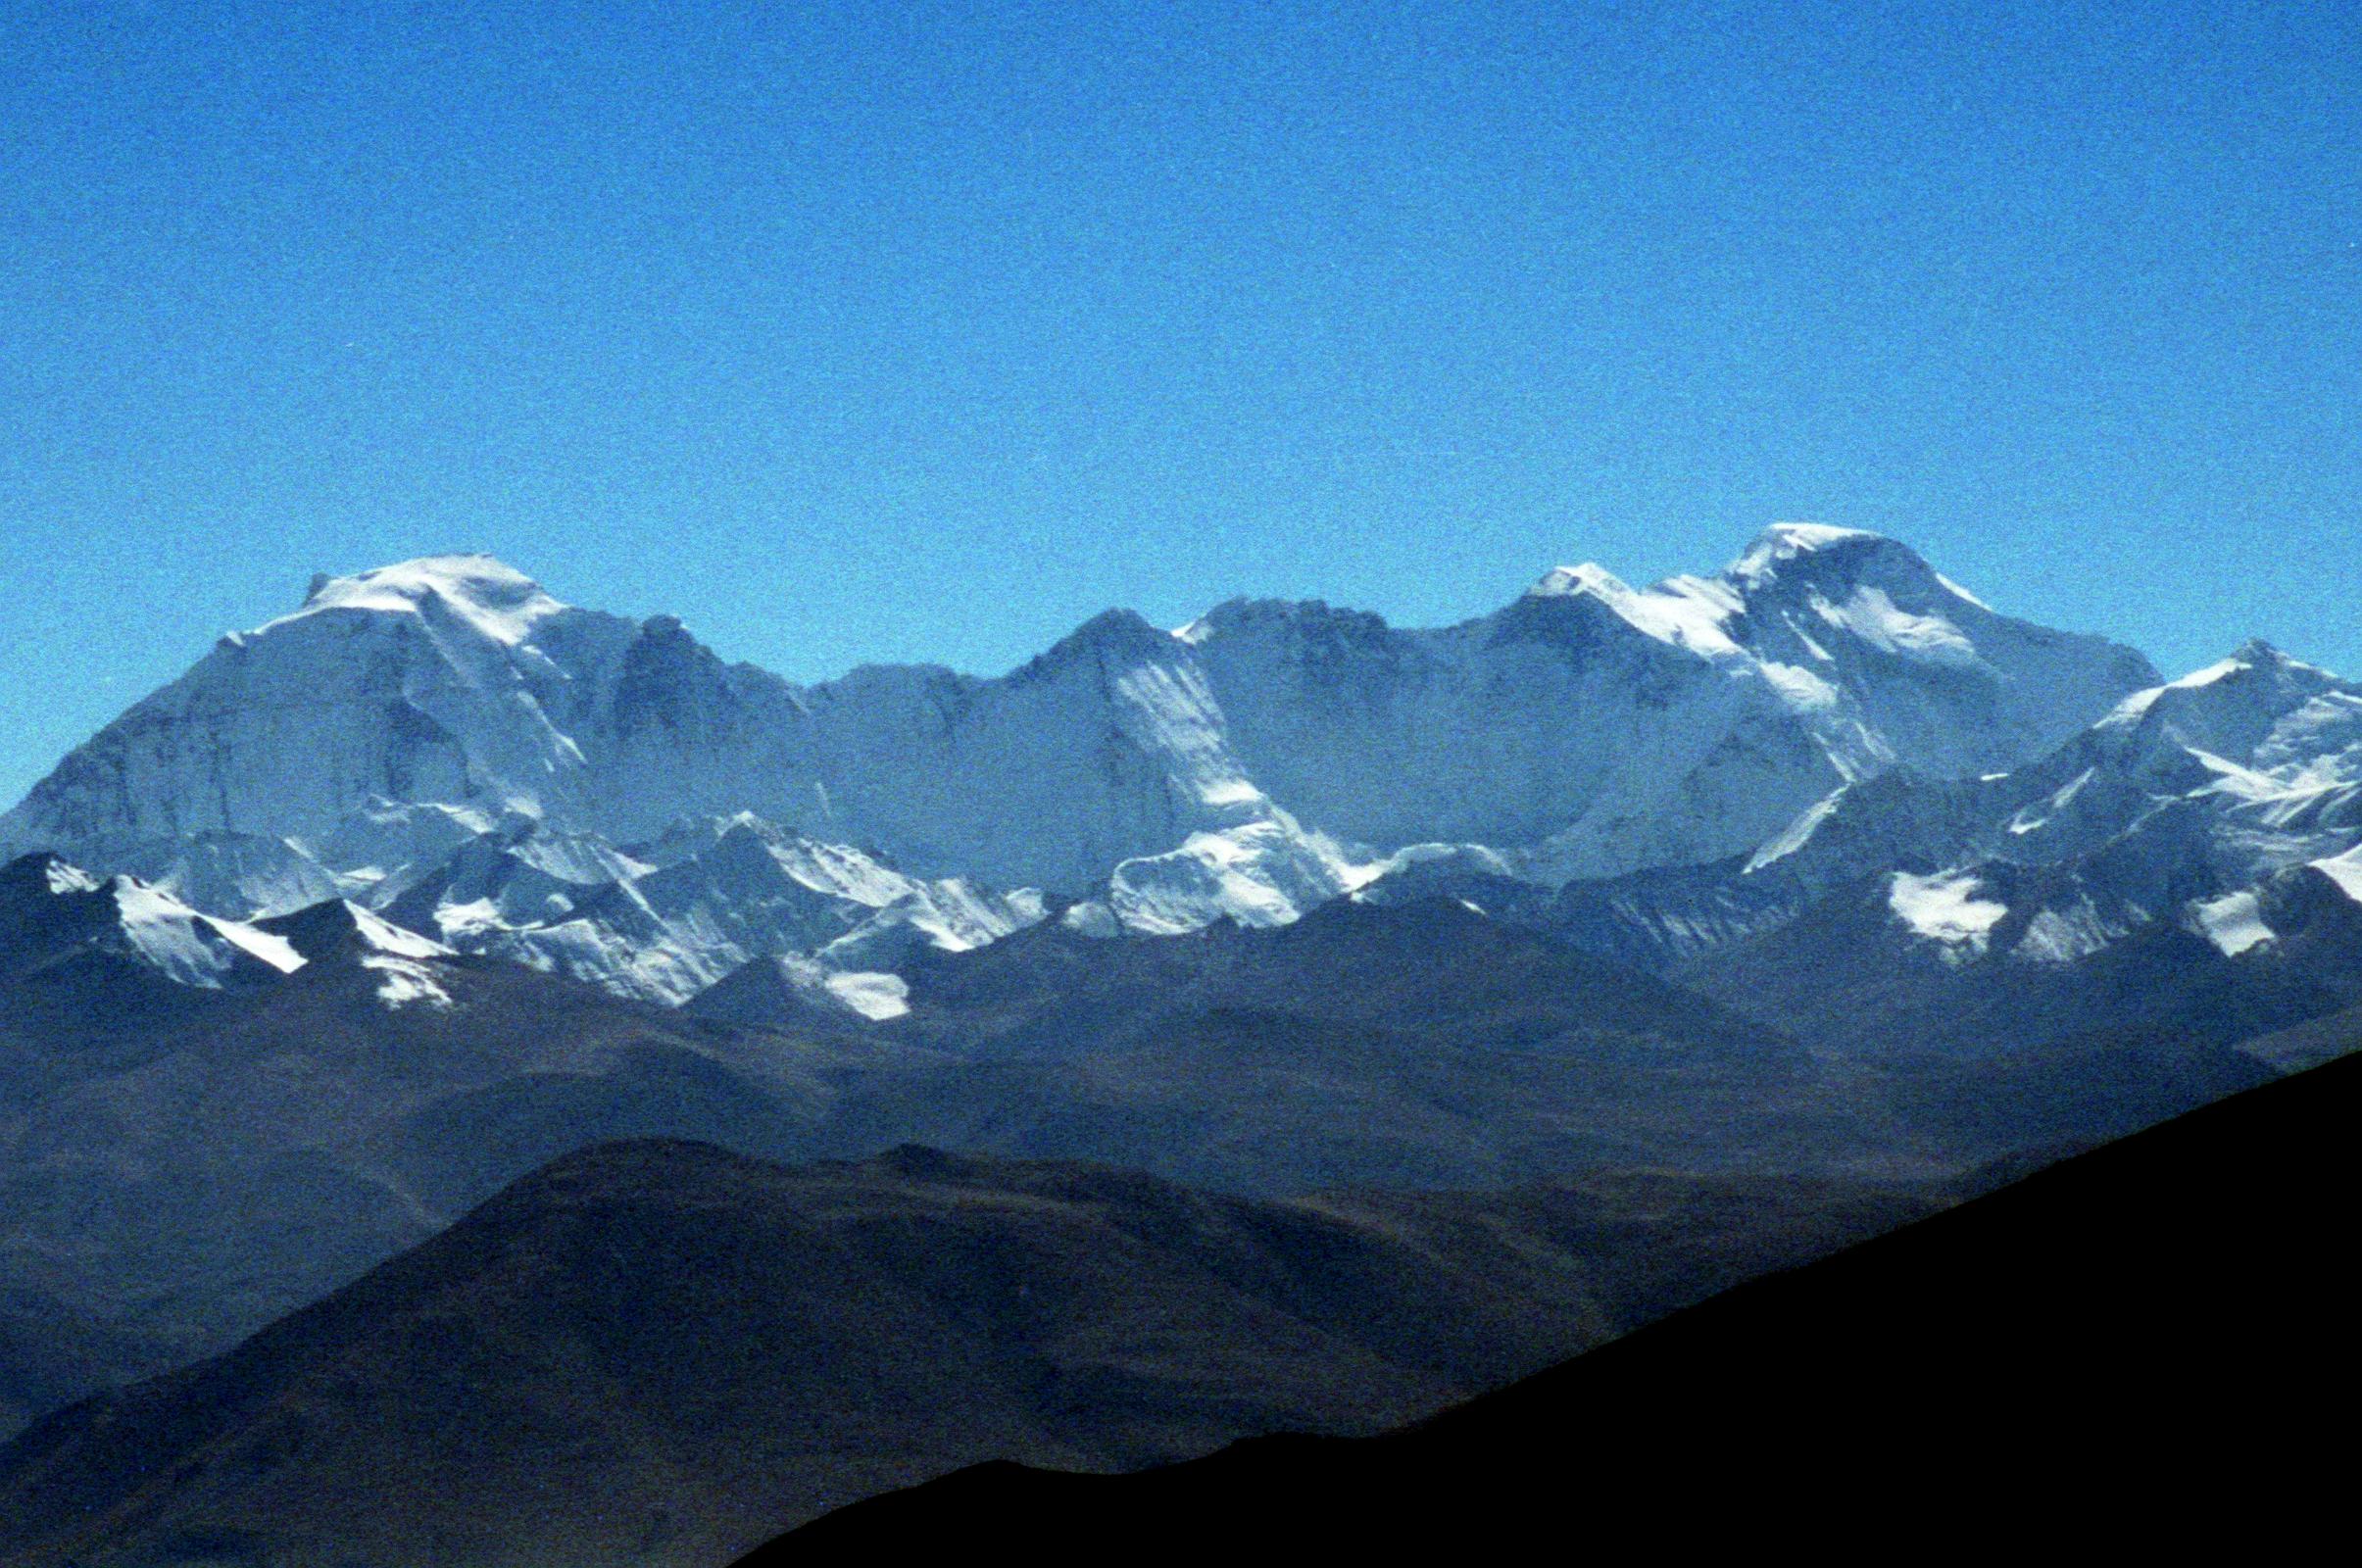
0,525 -> 2170,1008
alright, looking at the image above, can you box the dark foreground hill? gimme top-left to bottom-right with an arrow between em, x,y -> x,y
758,1047 -> 2362,1560
0,1144 -> 1940,1567
0,885 -> 2275,1446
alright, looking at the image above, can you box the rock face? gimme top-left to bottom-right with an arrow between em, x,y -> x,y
0,528 -> 2155,961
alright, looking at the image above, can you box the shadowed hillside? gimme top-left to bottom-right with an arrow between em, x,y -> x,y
0,1144 -> 1939,1567
760,1048 -> 2362,1558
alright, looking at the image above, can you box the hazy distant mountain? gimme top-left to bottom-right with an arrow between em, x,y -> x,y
758,1048 -> 2362,1559
0,1140 -> 1944,1568
783,896 -> 1946,1192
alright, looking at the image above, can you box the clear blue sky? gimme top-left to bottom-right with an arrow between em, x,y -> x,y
3,1 -> 2356,801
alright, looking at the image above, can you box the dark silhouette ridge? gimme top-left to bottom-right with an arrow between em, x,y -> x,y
756,1048 -> 2362,1559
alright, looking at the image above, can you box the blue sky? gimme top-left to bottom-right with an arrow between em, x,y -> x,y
2,1 -> 2356,800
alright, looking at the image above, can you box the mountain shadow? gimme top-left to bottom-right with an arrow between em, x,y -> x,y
759,1046 -> 2362,1559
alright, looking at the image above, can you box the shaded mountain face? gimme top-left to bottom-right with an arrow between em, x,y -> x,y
758,1048 -> 2362,1560
0,874 -> 1910,1445
1680,862 -> 2362,1059
801,897 -> 1941,1193
831,894 -> 2290,1192
0,1140 -> 1945,1568
0,856 -> 305,1105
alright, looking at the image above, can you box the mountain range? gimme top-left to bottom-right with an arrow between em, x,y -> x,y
0,525 -> 2355,1559
0,525 -> 2169,999
6,526 -> 2346,1036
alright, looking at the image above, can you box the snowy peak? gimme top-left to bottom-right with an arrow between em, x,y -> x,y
1528,563 -> 1630,599
272,555 -> 568,648
1729,522 -> 1916,584
2111,640 -> 2348,715
1021,607 -> 1176,674
2094,643 -> 2360,776
1724,524 -> 1995,615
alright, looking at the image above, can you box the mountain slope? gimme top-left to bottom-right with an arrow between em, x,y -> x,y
818,898 -> 1931,1192
761,1049 -> 2362,1558
0,1142 -> 1944,1568
0,884 -> 878,1421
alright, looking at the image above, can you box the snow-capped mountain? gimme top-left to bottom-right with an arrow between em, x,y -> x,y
1741,640 -> 2362,964
1176,524 -> 2154,883
0,557 -> 1331,904
0,527 -> 2160,1003
1468,639 -> 2362,979
1417,637 -> 2362,1062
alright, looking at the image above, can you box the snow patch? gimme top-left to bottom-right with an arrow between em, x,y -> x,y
1935,573 -> 1993,612
1530,564 -> 1747,659
1756,662 -> 1841,710
2013,905 -> 2114,964
2191,891 -> 2275,956
1747,787 -> 1847,873
1105,819 -> 1360,935
1812,587 -> 1979,666
2106,657 -> 2251,725
1060,901 -> 1126,939
822,969 -> 910,1021
346,903 -> 456,959
112,879 -> 306,987
1888,870 -> 2007,952
2008,767 -> 2095,836
361,954 -> 455,1010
